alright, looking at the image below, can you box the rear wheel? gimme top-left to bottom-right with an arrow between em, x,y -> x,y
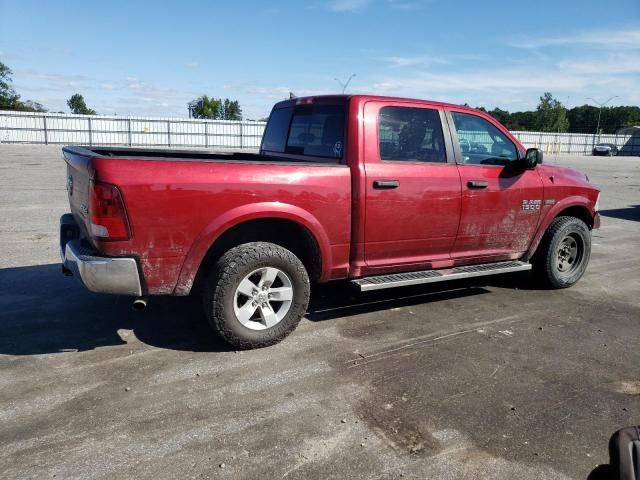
532,216 -> 591,289
202,242 -> 310,349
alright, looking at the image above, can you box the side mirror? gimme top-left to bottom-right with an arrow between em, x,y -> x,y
523,148 -> 543,168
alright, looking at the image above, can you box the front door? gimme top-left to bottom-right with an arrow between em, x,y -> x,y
447,109 -> 544,261
362,101 -> 462,273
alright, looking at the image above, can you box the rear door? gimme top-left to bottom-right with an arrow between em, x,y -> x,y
362,101 -> 462,273
447,109 -> 544,260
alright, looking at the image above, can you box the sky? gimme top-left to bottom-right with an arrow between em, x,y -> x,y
0,0 -> 639,119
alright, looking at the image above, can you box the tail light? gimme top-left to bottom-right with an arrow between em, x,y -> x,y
89,180 -> 131,241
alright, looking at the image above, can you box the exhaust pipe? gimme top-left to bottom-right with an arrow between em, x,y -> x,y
132,297 -> 148,311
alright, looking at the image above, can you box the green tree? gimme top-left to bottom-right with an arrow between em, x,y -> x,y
488,107 -> 510,126
220,98 -> 242,120
189,96 -> 242,120
463,94 -> 638,134
0,61 -> 47,112
566,105 -> 640,134
535,92 -> 569,132
67,93 -> 96,115
0,61 -> 19,108
190,95 -> 221,119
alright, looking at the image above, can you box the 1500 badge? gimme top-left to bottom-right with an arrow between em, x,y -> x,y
522,199 -> 542,210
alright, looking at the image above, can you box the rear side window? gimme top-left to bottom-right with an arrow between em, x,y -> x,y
262,104 -> 345,160
379,106 -> 446,163
261,107 -> 293,153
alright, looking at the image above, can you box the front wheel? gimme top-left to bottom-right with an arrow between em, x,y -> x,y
532,216 -> 591,289
202,242 -> 310,349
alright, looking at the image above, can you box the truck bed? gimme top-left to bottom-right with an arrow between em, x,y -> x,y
62,145 -> 352,295
66,146 -> 343,165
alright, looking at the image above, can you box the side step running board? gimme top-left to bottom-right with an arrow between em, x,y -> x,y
352,261 -> 531,292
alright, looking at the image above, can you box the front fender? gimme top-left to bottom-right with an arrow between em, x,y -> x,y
174,202 -> 333,295
526,196 -> 596,259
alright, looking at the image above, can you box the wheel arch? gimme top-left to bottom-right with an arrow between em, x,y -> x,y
174,203 -> 329,295
525,198 -> 595,260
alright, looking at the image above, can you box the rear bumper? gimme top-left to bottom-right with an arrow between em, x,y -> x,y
60,214 -> 142,296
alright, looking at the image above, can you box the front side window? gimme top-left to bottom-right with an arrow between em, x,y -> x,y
451,112 -> 518,165
378,106 -> 446,163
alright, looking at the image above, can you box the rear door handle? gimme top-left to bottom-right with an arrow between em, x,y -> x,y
373,180 -> 400,189
467,180 -> 489,189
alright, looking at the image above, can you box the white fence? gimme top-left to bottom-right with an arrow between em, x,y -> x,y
512,131 -> 640,156
0,110 -> 266,149
1,110 -> 638,155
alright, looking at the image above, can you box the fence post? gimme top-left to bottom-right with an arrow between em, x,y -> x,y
566,133 -> 571,154
167,120 -> 171,147
127,118 -> 132,146
204,122 -> 208,148
239,121 -> 243,149
42,115 -> 48,145
88,118 -> 92,146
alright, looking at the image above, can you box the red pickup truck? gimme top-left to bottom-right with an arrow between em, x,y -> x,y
60,95 -> 600,349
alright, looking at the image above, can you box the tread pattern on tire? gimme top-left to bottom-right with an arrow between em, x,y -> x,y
203,242 -> 310,349
533,216 -> 590,289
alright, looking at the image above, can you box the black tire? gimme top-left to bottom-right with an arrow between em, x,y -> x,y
532,216 -> 591,289
202,242 -> 310,349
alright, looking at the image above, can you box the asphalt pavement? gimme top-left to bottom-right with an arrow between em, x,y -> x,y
1,145 -> 639,479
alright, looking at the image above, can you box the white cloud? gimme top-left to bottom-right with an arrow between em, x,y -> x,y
556,53 -> 640,75
362,51 -> 639,109
327,0 -> 429,11
14,71 -> 90,91
385,0 -> 424,9
382,55 -> 448,66
248,85 -> 336,100
512,29 -> 640,50
329,0 -> 370,11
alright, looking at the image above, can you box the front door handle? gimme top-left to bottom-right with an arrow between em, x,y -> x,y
467,180 -> 489,189
373,180 -> 400,189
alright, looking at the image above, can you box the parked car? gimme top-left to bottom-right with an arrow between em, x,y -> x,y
60,95 -> 601,349
593,143 -> 619,156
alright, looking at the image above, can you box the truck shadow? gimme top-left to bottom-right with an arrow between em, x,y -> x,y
307,281 -> 491,322
0,264 -> 230,355
599,204 -> 640,222
0,263 -> 538,356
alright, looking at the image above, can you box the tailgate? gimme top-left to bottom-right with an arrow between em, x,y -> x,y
62,147 -> 94,241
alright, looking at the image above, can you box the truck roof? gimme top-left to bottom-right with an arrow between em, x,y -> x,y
273,94 -> 475,112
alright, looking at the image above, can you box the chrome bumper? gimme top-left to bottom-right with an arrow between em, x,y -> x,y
60,214 -> 142,296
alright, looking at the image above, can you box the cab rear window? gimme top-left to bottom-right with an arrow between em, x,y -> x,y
261,104 -> 345,161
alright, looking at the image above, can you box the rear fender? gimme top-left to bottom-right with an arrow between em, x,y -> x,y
174,202 -> 332,295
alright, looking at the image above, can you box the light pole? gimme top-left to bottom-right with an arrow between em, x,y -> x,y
334,74 -> 356,94
555,96 -> 570,154
586,95 -> 619,144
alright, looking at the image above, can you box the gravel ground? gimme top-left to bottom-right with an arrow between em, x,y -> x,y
0,144 -> 639,479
